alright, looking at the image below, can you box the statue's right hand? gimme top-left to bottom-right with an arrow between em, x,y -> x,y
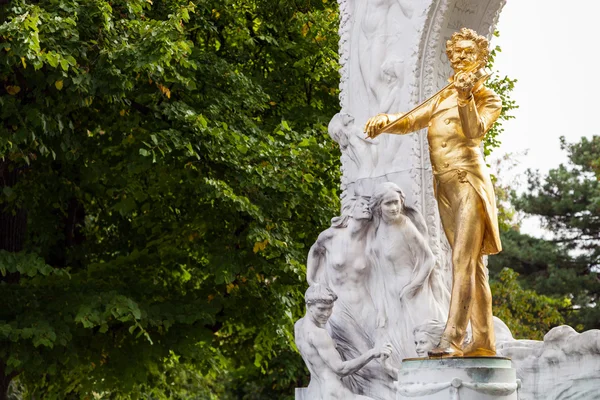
364,114 -> 390,138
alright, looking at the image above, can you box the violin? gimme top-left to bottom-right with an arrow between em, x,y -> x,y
368,66 -> 491,137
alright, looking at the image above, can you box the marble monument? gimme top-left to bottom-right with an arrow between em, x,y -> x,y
295,1 -> 600,399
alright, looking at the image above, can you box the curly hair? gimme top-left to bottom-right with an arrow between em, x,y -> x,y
305,284 -> 338,305
445,27 -> 489,69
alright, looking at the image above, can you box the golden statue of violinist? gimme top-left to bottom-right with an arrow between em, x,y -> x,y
365,27 -> 502,357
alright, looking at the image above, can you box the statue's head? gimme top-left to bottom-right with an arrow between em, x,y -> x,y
413,319 -> 446,357
327,113 -> 354,147
305,284 -> 337,326
330,196 -> 372,229
370,182 -> 406,223
445,28 -> 489,73
351,196 -> 372,221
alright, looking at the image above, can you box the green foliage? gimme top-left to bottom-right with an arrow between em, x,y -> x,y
490,268 -> 567,340
489,153 -> 525,231
489,229 -> 573,279
0,250 -> 68,278
504,135 -> 600,330
0,0 -> 339,397
490,136 -> 600,332
485,32 -> 520,230
484,31 -> 518,158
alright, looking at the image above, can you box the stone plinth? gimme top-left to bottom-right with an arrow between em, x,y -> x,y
396,357 -> 519,400
294,388 -> 306,400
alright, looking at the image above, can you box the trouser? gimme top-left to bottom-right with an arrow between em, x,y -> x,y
435,169 -> 495,351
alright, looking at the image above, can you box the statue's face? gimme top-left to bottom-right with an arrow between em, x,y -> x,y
414,331 -> 435,357
449,39 -> 479,72
380,190 -> 402,222
308,302 -> 334,327
352,197 -> 372,220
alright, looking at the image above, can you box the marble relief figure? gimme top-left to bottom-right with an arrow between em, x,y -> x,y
307,196 -> 395,398
379,57 -> 405,113
328,113 -> 379,184
366,182 -> 449,365
307,196 -> 376,366
295,285 -> 393,400
302,182 -> 450,398
353,0 -> 413,118
412,319 -> 446,358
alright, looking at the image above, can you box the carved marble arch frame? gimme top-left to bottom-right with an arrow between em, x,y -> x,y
334,0 -> 506,281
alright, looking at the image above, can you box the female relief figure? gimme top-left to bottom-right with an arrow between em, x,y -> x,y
307,197 -> 376,342
328,113 -> 379,182
354,0 -> 413,117
413,320 -> 447,358
307,198 -> 395,399
367,182 -> 449,365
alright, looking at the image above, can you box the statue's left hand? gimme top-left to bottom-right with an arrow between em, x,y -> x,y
454,71 -> 476,100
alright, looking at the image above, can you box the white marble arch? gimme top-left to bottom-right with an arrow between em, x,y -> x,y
333,0 -> 506,287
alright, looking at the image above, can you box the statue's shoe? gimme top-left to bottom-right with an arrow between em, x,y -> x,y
427,343 -> 463,358
462,345 -> 496,357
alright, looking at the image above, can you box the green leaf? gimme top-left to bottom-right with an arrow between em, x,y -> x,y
3,186 -> 14,199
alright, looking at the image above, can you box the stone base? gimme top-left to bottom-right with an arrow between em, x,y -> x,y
396,357 -> 519,400
294,387 -> 306,400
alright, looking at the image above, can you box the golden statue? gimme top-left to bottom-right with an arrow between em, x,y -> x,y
364,27 -> 501,358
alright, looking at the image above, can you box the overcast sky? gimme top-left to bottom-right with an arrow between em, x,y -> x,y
489,0 -> 600,236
